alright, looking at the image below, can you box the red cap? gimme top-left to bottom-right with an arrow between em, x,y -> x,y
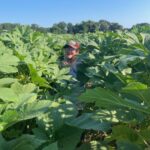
64,40 -> 80,49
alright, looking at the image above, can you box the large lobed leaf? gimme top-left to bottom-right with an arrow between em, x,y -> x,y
79,87 -> 150,114
0,53 -> 19,73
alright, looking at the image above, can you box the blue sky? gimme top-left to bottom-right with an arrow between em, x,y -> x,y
0,0 -> 150,28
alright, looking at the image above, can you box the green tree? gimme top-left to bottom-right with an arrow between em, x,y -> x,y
98,20 -> 110,31
131,23 -> 150,33
109,23 -> 123,31
50,22 -> 67,34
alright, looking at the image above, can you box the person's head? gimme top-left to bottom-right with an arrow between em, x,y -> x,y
64,40 -> 80,60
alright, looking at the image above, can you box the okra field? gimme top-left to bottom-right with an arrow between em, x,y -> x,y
0,26 -> 150,150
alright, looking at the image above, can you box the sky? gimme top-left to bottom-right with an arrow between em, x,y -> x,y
0,0 -> 150,28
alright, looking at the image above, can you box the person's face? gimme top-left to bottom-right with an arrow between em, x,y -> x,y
65,47 -> 79,59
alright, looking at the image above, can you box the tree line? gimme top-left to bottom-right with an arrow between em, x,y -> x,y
0,20 -> 150,34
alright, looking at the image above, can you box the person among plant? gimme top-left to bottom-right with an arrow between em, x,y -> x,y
63,40 -> 81,78
62,40 -> 93,88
